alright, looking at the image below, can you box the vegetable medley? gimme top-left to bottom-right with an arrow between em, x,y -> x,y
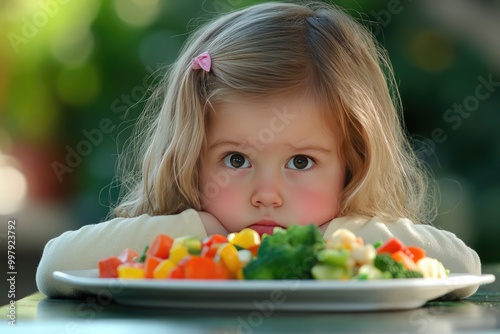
98,225 -> 449,280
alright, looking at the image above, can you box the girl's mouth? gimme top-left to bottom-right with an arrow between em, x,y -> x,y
248,220 -> 284,237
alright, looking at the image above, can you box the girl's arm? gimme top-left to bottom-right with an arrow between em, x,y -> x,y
198,211 -> 229,235
36,209 -> 208,298
323,216 -> 481,300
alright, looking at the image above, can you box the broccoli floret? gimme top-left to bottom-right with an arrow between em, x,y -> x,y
373,254 -> 423,279
316,249 -> 350,267
396,270 -> 423,279
311,264 -> 350,280
373,253 -> 404,276
243,224 -> 325,280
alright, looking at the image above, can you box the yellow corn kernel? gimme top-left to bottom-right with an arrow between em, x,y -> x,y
117,265 -> 145,279
169,246 -> 189,264
153,259 -> 177,279
236,268 -> 245,280
219,243 -> 241,274
230,228 -> 261,249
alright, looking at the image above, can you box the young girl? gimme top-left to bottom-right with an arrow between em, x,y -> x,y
37,2 -> 480,299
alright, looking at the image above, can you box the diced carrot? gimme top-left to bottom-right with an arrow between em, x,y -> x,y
214,262 -> 230,279
402,246 -> 426,263
376,237 -> 405,254
117,248 -> 139,263
98,256 -> 122,278
184,256 -> 223,279
169,266 -> 184,279
248,245 -> 259,257
147,234 -> 174,259
391,250 -> 418,271
144,255 -> 163,278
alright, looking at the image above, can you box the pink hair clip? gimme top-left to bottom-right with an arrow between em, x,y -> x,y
191,51 -> 211,72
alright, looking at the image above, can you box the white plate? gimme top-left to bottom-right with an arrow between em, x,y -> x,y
53,270 -> 495,311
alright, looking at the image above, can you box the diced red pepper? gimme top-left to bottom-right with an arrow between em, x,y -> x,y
201,243 -> 219,258
144,255 -> 163,278
98,256 -> 122,278
201,234 -> 228,258
203,234 -> 228,247
376,237 -> 405,254
169,266 -> 184,279
147,234 -> 174,259
401,246 -> 426,263
117,248 -> 139,263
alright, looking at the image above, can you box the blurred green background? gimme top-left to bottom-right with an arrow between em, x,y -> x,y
0,0 -> 499,303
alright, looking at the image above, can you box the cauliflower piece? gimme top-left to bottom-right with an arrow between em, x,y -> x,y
351,244 -> 376,266
357,264 -> 391,280
416,257 -> 448,278
328,229 -> 362,250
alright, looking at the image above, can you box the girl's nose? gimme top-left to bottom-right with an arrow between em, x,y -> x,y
250,172 -> 283,208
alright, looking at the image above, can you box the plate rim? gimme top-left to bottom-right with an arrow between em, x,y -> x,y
51,270 -> 495,311
53,270 -> 495,291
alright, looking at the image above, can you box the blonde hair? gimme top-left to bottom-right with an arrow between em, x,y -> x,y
114,1 -> 436,224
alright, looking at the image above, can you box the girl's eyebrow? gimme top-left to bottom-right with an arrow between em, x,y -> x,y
208,140 -> 332,153
208,140 -> 243,150
283,143 -> 332,154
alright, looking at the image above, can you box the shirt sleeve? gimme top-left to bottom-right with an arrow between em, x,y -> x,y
36,209 -> 207,298
323,216 -> 481,300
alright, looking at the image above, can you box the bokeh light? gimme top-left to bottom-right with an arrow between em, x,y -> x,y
0,156 -> 28,215
411,30 -> 455,72
51,24 -> 94,65
0,129 -> 13,154
114,0 -> 160,27
1,1 -> 41,21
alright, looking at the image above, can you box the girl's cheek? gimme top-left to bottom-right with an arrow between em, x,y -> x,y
205,183 -> 242,211
293,188 -> 340,224
204,184 -> 245,232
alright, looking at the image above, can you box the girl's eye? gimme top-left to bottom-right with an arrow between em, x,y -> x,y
287,155 -> 314,170
223,153 -> 251,169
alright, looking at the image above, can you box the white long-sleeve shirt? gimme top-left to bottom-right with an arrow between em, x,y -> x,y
36,209 -> 481,300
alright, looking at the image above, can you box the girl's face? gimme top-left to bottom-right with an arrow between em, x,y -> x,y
200,95 -> 346,235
